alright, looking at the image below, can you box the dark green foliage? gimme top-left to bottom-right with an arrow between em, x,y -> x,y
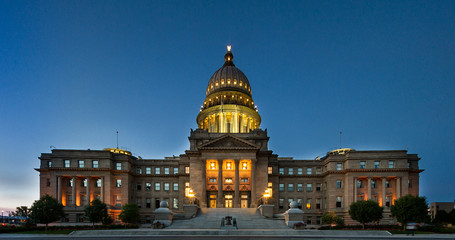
321,212 -> 344,229
349,200 -> 383,229
12,206 -> 29,218
390,195 -> 428,230
84,199 -> 109,227
29,195 -> 65,231
119,203 -> 140,224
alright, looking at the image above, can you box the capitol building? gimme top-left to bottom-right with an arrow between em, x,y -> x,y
36,46 -> 423,225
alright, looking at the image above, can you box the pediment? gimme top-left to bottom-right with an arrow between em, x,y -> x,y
199,135 -> 259,150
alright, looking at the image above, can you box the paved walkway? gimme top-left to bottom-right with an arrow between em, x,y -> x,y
168,208 -> 289,229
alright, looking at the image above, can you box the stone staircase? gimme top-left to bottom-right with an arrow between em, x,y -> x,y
168,208 -> 289,229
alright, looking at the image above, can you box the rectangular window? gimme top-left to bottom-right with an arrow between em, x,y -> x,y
316,198 -> 321,209
185,166 -> 190,174
385,196 -> 391,207
408,161 -> 411,168
288,198 -> 294,207
78,160 -> 85,168
316,167 -> 322,174
64,160 -> 70,168
297,183 -> 303,192
155,182 -> 161,191
209,178 -> 217,183
82,179 -> 87,187
336,196 -> 342,208
146,182 -> 151,190
316,183 -> 321,191
146,198 -> 151,208
137,198 -> 142,208
174,167 -> 179,174
297,198 -> 303,209
116,162 -> 122,170
155,167 -> 161,174
288,183 -> 294,191
164,167 -> 169,175
164,183 -> 170,191
116,179 -> 122,187
225,178 -> 233,183
374,161 -> 380,169
388,160 -> 395,168
279,198 -> 284,209
288,168 -> 293,175
173,198 -> 178,209
47,161 -> 52,167
371,180 -> 376,188
137,183 -> 142,191
279,168 -> 284,175
46,178 -> 51,186
173,183 -> 179,191
297,168 -> 303,175
146,167 -> 151,174
268,182 -> 272,188
357,180 -> 363,188
306,198 -> 312,209
336,163 -> 342,171
96,179 -> 101,187
241,178 -> 248,183
360,161 -> 365,169
386,180 -> 390,188
408,179 -> 412,188
115,195 -> 121,207
306,183 -> 312,191
307,168 -> 312,175
268,167 -> 273,174
279,183 -> 284,191
137,168 -> 142,174
92,160 -> 99,168
336,180 -> 342,189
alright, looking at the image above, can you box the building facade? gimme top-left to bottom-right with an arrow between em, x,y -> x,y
36,46 -> 423,224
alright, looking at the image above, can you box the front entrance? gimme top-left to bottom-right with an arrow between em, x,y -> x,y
210,199 -> 217,208
225,199 -> 233,208
241,199 -> 248,208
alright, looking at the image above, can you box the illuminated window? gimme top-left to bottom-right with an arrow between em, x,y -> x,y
268,167 -> 272,174
234,80 -> 237,85
226,162 -> 232,170
64,160 -> 70,168
116,162 -> 122,170
307,168 -> 312,175
221,80 -> 224,84
374,161 -> 380,169
336,163 -> 342,170
240,81 -> 242,86
164,167 -> 169,175
185,166 -> 190,174
388,160 -> 395,168
155,167 -> 160,174
146,167 -> 151,174
210,162 -> 216,170
173,183 -> 179,191
116,179 -> 122,188
242,162 -> 248,170
164,183 -> 170,191
227,80 -> 231,84
268,182 -> 272,188
173,198 -> 178,209
209,178 -> 216,183
155,183 -> 161,191
92,160 -> 99,168
307,183 -> 312,191
215,82 -> 219,86
225,178 -> 233,183
241,178 -> 248,183
306,198 -> 312,209
360,161 -> 366,169
96,179 -> 101,187
211,84 -> 213,89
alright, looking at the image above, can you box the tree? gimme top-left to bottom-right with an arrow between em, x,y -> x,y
321,212 -> 344,229
84,199 -> 109,227
29,195 -> 64,231
391,195 -> 428,230
349,200 -> 383,229
12,206 -> 29,218
119,203 -> 140,225
433,210 -> 450,225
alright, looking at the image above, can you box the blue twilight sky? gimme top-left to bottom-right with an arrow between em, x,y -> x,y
0,0 -> 454,211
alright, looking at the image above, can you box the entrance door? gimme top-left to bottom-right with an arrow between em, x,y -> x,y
210,199 -> 217,208
225,200 -> 233,208
241,199 -> 248,208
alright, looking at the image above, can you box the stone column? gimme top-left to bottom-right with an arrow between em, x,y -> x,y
397,177 -> 401,198
72,176 -> 76,206
220,113 -> 224,133
251,160 -> 256,207
382,177 -> 386,207
353,177 -> 357,203
57,176 -> 62,203
367,177 -> 372,200
234,159 -> 240,208
101,177 -> 104,202
86,176 -> 91,205
217,159 -> 223,207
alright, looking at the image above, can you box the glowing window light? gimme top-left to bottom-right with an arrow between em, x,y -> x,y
227,45 -> 231,51
228,80 -> 231,84
215,82 -> 219,86
226,162 -> 232,170
210,162 -> 216,169
242,162 -> 248,170
211,84 -> 213,89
